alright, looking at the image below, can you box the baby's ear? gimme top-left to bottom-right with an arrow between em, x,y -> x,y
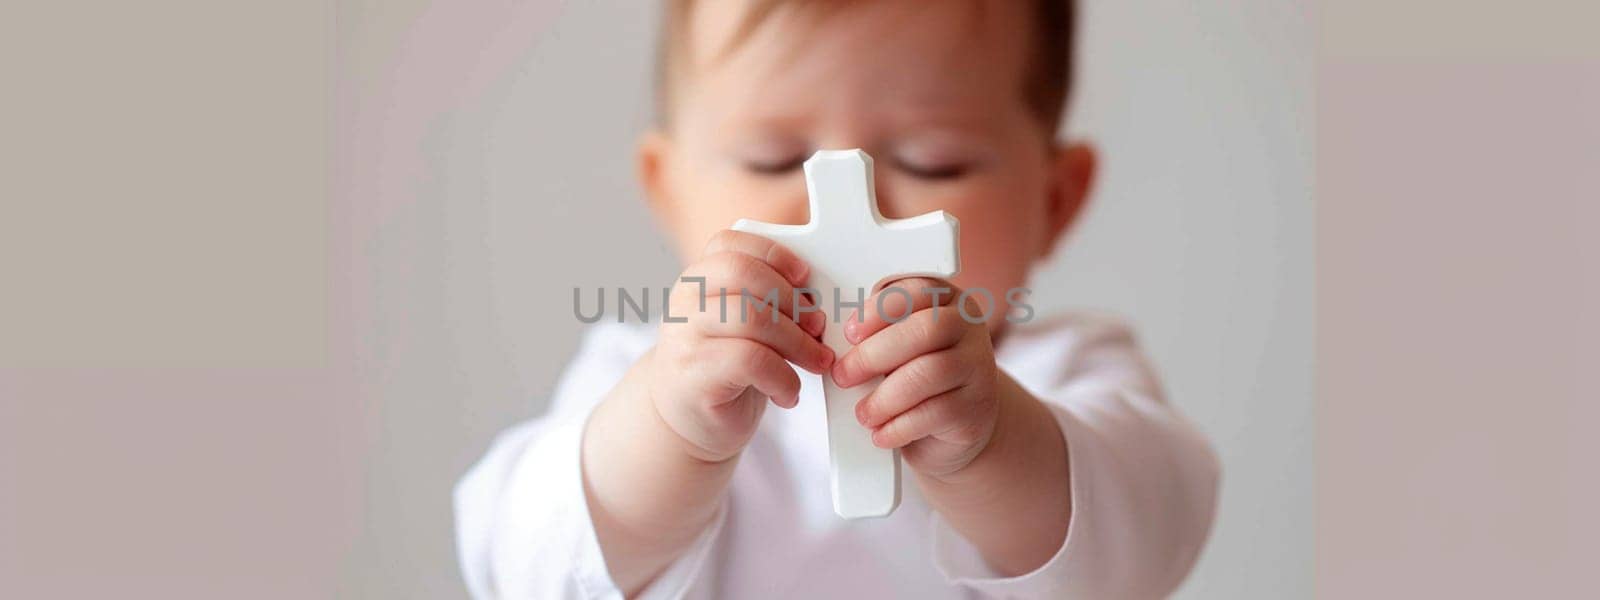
636,130 -> 674,216
1040,142 -> 1097,260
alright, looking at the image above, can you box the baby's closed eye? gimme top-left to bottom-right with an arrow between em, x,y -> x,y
890,137 -> 989,182
735,137 -> 811,176
743,154 -> 806,176
891,156 -> 970,181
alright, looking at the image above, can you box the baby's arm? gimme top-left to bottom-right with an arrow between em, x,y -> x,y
582,231 -> 832,595
831,278 -> 1068,574
912,374 -> 1073,574
834,281 -> 1219,596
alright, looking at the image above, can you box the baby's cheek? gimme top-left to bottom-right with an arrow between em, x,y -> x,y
955,213 -> 1037,276
948,236 -> 1036,329
666,165 -> 804,255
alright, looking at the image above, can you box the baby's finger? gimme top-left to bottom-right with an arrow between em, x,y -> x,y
701,229 -> 810,287
844,277 -> 958,345
700,290 -> 833,373
869,386 -> 972,449
676,251 -> 825,337
833,306 -> 967,388
854,349 -> 972,428
700,339 -> 804,409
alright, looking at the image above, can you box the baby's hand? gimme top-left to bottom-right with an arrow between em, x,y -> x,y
645,230 -> 833,463
833,278 -> 1001,478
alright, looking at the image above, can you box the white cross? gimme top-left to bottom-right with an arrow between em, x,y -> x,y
733,149 -> 960,519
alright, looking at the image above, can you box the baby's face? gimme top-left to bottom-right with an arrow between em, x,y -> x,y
640,0 -> 1092,326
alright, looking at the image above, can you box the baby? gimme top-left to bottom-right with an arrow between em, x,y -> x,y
456,1 -> 1219,598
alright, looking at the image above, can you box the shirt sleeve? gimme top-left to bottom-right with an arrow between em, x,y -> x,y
930,316 -> 1222,599
454,324 -> 726,600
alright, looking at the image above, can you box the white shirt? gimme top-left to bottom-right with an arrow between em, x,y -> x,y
455,313 -> 1220,599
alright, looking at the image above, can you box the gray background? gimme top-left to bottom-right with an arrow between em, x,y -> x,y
335,1 -> 1312,597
